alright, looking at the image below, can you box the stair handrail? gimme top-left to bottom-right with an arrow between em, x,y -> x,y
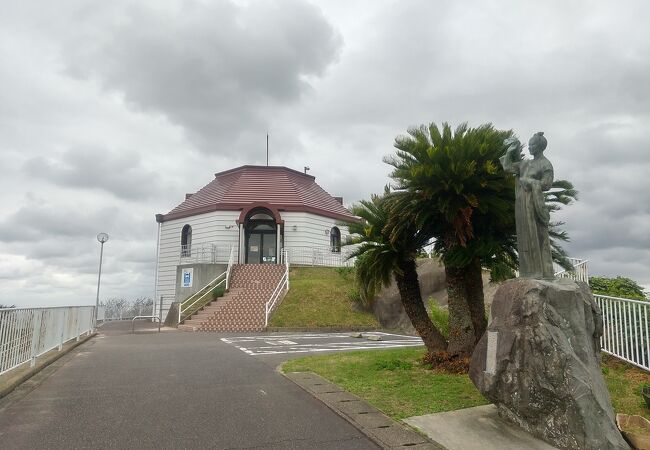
265,249 -> 290,327
225,246 -> 235,290
178,270 -> 227,323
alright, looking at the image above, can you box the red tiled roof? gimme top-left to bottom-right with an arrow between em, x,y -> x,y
157,166 -> 358,223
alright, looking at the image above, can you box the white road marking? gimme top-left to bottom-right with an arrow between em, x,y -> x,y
220,332 -> 423,356
264,340 -> 298,345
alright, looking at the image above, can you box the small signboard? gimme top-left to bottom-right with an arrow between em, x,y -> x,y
182,268 -> 193,288
485,331 -> 498,375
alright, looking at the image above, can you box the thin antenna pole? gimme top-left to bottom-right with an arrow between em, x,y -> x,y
266,133 -> 269,166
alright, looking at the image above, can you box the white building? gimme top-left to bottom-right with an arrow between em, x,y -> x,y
154,165 -> 358,318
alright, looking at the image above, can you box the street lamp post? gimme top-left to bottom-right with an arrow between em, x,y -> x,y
95,232 -> 109,329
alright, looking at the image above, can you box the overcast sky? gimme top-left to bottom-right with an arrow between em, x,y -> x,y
1,0 -> 648,307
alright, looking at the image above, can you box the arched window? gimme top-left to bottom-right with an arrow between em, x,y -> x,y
330,226 -> 341,253
181,224 -> 192,257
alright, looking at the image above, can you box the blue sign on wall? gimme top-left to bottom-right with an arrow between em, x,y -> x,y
182,268 -> 193,288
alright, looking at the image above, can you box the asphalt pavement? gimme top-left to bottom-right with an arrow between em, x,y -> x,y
221,332 -> 423,360
0,321 -> 384,449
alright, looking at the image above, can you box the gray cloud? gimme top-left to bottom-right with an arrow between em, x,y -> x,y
23,146 -> 167,201
0,204 -> 121,243
60,0 -> 342,153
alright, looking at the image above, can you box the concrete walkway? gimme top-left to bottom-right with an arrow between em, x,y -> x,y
405,405 -> 558,450
0,321 -> 379,449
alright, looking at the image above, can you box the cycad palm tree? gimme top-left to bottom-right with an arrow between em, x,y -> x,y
386,122 -> 516,356
347,188 -> 447,354
546,179 -> 578,272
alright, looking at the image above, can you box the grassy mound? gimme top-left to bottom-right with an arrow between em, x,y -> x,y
268,267 -> 379,328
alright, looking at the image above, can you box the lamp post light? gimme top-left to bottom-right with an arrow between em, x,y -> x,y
95,232 -> 109,329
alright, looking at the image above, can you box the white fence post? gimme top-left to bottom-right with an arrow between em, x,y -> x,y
29,310 -> 43,367
58,308 -> 67,351
76,308 -> 81,342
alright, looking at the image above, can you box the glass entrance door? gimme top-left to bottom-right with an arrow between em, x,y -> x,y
246,231 -> 276,264
261,233 -> 276,263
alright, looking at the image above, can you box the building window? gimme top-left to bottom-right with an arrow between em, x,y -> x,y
181,224 -> 192,257
330,226 -> 341,253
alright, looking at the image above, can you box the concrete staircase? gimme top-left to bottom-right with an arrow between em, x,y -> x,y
178,264 -> 286,332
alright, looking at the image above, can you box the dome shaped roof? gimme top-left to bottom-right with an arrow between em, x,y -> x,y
157,165 -> 357,223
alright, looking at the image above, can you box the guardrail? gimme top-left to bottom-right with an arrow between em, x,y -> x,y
265,249 -> 290,327
555,258 -> 589,282
131,316 -> 162,334
180,243 -> 233,264
0,306 -> 95,376
226,246 -> 235,290
284,246 -> 355,267
596,294 -> 650,372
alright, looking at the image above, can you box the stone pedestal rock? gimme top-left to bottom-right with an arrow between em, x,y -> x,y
469,278 -> 629,450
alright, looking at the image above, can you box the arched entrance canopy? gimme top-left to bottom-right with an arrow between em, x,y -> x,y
237,202 -> 283,225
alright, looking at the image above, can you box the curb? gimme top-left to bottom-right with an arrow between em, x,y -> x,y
281,370 -> 446,450
0,332 -> 96,400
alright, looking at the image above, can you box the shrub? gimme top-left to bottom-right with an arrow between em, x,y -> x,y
212,285 -> 226,300
589,276 -> 647,300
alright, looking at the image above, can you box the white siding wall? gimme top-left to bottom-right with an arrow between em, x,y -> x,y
155,210 -> 240,319
281,211 -> 350,248
281,212 -> 353,266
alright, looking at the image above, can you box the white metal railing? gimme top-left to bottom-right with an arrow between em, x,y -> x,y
97,305 -> 154,322
178,271 -> 227,323
596,294 -> 650,372
265,249 -> 290,326
226,246 -> 235,290
180,243 -> 233,264
555,258 -> 589,282
0,306 -> 95,376
284,246 -> 355,267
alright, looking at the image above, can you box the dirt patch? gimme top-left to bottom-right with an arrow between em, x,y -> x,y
423,351 -> 470,374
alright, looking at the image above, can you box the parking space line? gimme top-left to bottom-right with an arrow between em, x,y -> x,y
221,332 -> 424,356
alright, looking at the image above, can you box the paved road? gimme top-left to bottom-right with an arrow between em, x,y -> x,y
0,322 -> 383,449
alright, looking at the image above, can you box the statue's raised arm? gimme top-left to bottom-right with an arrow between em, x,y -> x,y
499,137 -> 522,175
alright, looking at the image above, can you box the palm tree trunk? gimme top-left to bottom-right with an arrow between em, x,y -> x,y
445,265 -> 474,357
464,257 -> 487,345
394,259 -> 447,353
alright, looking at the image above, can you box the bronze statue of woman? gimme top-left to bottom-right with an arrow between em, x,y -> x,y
500,132 -> 555,279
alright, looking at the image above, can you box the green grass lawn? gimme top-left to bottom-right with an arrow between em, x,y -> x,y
283,347 -> 650,420
269,267 -> 379,328
283,347 -> 487,419
602,354 -> 650,417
